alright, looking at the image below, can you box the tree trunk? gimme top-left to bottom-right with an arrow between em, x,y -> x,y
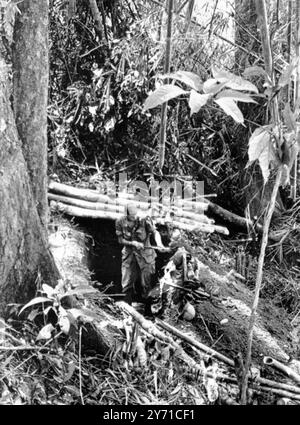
12,0 -> 49,229
0,1 -> 59,317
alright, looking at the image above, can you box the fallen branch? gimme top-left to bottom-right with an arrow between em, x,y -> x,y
264,357 -> 300,385
207,201 -> 280,242
156,318 -> 235,367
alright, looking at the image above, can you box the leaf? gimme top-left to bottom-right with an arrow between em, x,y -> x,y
243,66 -> 268,79
205,378 -> 219,403
143,85 -> 187,110
188,90 -> 211,115
59,286 -> 97,300
212,66 -> 259,93
42,284 -> 55,298
136,336 -> 147,367
19,297 -> 52,316
159,70 -> 202,91
36,324 -> 54,341
203,78 -> 227,95
58,316 -> 70,335
64,361 -> 76,382
216,89 -> 257,104
247,128 -> 276,183
282,103 -> 296,132
278,58 -> 298,88
214,97 -> 244,124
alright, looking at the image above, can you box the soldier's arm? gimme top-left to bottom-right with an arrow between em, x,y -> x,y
145,217 -> 167,249
117,235 -> 141,248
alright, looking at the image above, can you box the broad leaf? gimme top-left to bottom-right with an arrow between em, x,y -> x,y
212,66 -> 259,93
42,284 -> 55,298
36,324 -> 54,341
214,97 -> 244,124
19,297 -> 51,315
247,128 -> 276,183
159,70 -> 202,91
188,90 -> 211,115
203,78 -> 227,95
216,89 -> 257,104
143,85 -> 187,110
58,316 -> 71,335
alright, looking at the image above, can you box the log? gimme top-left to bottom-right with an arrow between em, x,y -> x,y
207,201 -> 281,242
49,181 -> 111,203
264,357 -> 300,385
49,193 -> 126,213
49,193 -> 211,224
50,201 -> 123,220
50,201 -> 224,234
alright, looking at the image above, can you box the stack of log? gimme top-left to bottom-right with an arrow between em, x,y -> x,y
48,181 -> 229,236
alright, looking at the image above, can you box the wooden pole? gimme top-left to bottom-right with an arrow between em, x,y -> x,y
158,0 -> 174,172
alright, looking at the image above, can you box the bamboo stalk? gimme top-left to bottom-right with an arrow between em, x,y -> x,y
241,167 -> 283,404
156,318 -> 235,367
48,193 -> 127,212
50,201 -> 223,233
48,193 -> 213,227
264,357 -> 300,385
291,0 -> 300,200
49,181 -> 208,211
156,319 -> 300,396
159,0 -> 174,171
50,201 -> 123,220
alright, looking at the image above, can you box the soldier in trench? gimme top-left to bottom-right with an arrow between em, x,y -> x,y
115,202 -> 166,311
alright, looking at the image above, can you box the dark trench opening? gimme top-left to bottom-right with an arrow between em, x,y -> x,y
74,218 -> 171,298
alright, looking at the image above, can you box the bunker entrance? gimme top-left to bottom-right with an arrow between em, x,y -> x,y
75,218 -> 122,296
74,218 -> 171,298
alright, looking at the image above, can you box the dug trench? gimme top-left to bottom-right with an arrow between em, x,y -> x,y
49,215 -> 300,377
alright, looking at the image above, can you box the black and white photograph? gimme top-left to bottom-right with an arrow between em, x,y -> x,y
0,0 -> 300,411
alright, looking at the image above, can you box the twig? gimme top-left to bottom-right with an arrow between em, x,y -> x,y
79,326 -> 85,405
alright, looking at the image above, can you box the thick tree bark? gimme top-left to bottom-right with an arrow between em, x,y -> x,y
0,59 -> 59,316
12,0 -> 49,229
0,1 -> 59,316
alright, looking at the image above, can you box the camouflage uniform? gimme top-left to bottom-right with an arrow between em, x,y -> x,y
116,215 -> 157,303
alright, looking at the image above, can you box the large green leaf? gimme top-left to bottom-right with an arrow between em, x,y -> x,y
143,85 -> 187,110
159,70 -> 202,91
188,90 -> 211,115
246,127 -> 276,183
216,89 -> 257,104
214,97 -> 244,124
212,66 -> 258,93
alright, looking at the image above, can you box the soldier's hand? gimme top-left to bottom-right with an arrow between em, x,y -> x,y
156,246 -> 171,253
132,241 -> 144,250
